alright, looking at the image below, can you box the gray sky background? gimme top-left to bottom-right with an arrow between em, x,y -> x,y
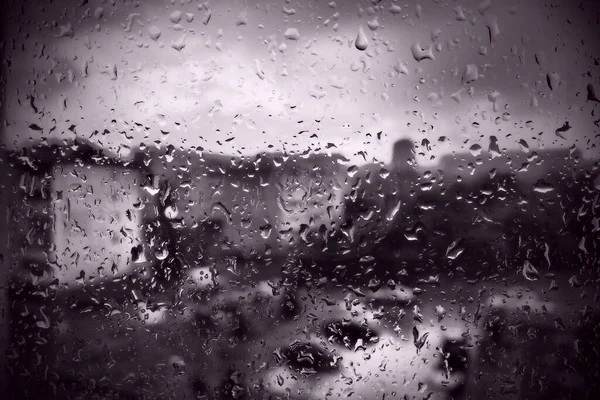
2,0 -> 599,165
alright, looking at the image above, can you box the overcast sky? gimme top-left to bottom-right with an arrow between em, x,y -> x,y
2,0 -> 599,165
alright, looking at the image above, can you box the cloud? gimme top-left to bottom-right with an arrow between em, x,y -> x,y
2,0 -> 598,162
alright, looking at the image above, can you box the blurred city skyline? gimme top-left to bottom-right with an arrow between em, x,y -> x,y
1,0 -> 599,166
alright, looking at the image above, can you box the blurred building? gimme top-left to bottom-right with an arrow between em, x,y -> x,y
436,146 -> 585,185
389,137 -> 419,200
430,146 -> 596,275
148,146 -> 350,261
145,145 -> 277,262
391,138 -> 417,172
269,152 -> 348,254
7,139 -> 155,286
4,139 -> 164,398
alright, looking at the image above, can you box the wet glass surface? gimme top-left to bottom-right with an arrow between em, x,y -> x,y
1,0 -> 599,399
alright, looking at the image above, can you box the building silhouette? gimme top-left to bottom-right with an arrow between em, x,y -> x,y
391,138 -> 416,171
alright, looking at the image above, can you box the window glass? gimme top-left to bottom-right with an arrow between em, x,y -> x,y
1,0 -> 599,399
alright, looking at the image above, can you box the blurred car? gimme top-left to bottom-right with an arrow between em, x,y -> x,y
174,269 -> 471,399
175,269 -> 596,400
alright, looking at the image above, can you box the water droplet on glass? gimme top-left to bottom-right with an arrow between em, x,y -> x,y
284,27 -> 300,40
533,179 -> 555,193
434,305 -> 446,322
469,144 -> 482,157
530,94 -> 539,108
168,355 -> 186,375
450,89 -> 463,103
389,4 -> 402,15
451,6 -> 467,22
555,121 -> 571,139
355,26 -> 369,51
325,75 -> 347,90
57,23 -> 75,38
164,205 -> 178,219
35,308 -> 51,329
535,51 -> 546,65
579,237 -> 588,254
367,17 -> 380,31
254,59 -> 266,80
522,260 -> 540,281
518,139 -> 529,151
587,83 -> 600,102
478,0 -> 493,15
412,326 -> 429,354
211,201 -> 232,223
386,198 -> 402,221
415,4 -> 423,19
155,248 -> 169,261
259,223 -> 272,239
169,10 -> 183,24
488,90 -> 500,105
486,18 -> 500,43
462,64 -> 479,85
547,72 -> 560,91
148,25 -> 162,41
488,135 -> 502,158
446,239 -> 465,260
393,60 -> 409,75
235,11 -> 248,26
411,43 -> 435,62
276,374 -> 284,386
594,175 -> 600,191
202,10 -> 212,25
171,36 -> 186,51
